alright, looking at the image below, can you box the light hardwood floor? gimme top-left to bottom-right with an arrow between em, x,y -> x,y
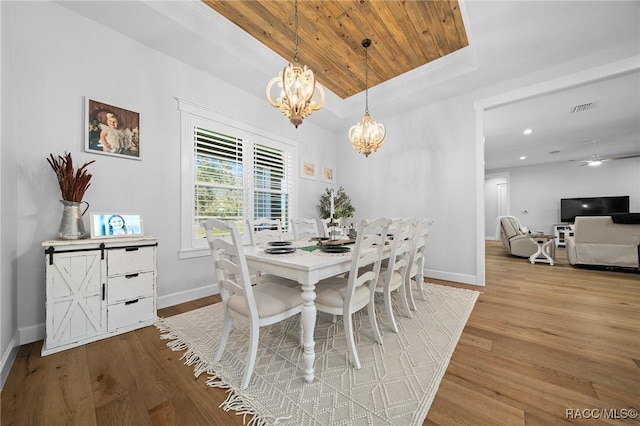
2,241 -> 639,425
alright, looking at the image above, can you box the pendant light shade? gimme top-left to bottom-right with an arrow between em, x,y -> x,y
266,0 -> 325,128
349,39 -> 385,157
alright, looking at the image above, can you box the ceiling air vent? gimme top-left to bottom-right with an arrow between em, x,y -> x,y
570,102 -> 595,113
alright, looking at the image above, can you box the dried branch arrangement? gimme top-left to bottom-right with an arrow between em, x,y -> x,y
47,152 -> 95,202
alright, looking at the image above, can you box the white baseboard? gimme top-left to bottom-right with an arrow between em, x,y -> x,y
1,334 -> 19,391
19,323 -> 45,346
157,283 -> 219,309
485,236 -> 500,241
424,268 -> 483,286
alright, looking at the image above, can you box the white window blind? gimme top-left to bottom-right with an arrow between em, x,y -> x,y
178,98 -> 298,256
253,143 -> 294,232
193,127 -> 244,241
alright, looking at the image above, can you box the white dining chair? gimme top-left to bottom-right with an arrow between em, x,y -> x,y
290,218 -> 320,240
203,219 -> 303,390
246,218 -> 284,245
373,219 -> 414,332
405,218 -> 434,310
314,217 -> 390,369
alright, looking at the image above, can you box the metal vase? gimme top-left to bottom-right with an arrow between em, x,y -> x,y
58,200 -> 89,240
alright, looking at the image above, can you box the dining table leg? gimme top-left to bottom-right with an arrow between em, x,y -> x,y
300,283 -> 317,383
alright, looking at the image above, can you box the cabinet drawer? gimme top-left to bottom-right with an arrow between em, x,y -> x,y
108,297 -> 155,331
108,246 -> 155,276
108,272 -> 154,304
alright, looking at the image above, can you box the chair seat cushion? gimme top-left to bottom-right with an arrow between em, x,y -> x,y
315,277 -> 371,310
228,283 -> 302,317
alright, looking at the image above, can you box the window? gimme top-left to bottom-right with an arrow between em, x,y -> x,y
179,99 -> 298,258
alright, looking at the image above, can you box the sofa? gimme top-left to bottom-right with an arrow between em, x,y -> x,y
499,216 -> 555,258
566,215 -> 640,269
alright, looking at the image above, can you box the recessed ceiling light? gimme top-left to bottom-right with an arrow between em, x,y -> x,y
523,128 -> 533,135
520,156 -> 526,160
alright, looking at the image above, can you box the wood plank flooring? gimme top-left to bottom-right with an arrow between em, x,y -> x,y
2,241 -> 639,425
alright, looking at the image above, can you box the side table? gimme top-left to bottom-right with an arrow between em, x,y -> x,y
528,233 -> 556,266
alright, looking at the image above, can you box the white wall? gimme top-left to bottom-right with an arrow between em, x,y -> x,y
3,1 -> 336,346
1,0 -> 17,389
487,158 -> 640,234
335,96 -> 480,284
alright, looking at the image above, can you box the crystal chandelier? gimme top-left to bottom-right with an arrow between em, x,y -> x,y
266,0 -> 325,128
349,39 -> 385,157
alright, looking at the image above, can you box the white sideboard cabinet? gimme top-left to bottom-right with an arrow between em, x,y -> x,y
41,236 -> 158,356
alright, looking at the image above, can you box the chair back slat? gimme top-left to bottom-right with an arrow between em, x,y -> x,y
408,218 -> 433,280
246,218 -> 283,245
344,218 -> 390,306
291,218 -> 320,240
203,219 -> 257,314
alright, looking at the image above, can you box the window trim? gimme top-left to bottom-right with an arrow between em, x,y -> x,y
177,97 -> 300,259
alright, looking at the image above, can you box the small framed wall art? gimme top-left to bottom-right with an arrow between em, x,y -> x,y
85,97 -> 141,160
300,158 -> 318,180
90,213 -> 144,238
321,164 -> 336,184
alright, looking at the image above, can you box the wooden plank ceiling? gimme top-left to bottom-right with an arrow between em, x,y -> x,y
203,1 -> 468,99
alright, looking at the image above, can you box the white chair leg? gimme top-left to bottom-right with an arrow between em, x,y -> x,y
344,312 -> 361,369
368,299 -> 383,345
399,283 -> 413,319
416,272 -> 427,301
406,277 -> 417,311
241,320 -> 260,390
384,288 -> 399,333
332,314 -> 337,324
214,311 -> 233,363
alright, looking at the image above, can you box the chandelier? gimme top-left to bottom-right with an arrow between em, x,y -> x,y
349,39 -> 386,157
266,0 -> 325,128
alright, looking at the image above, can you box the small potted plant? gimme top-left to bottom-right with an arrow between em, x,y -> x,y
47,152 -> 95,239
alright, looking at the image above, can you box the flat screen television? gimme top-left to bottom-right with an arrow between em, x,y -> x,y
560,195 -> 630,223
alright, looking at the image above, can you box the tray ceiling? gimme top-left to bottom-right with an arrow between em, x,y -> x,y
203,0 -> 468,99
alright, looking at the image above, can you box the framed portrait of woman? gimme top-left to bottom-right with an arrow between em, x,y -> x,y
90,213 -> 144,238
84,97 -> 141,160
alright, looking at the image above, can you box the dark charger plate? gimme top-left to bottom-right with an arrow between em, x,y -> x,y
264,247 -> 297,255
268,241 -> 292,246
319,246 -> 351,253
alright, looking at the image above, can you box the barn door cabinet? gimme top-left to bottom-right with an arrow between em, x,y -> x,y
41,237 -> 158,356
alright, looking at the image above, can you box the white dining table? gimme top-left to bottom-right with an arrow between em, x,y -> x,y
243,241 -> 356,383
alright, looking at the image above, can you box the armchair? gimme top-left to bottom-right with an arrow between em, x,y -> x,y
499,216 -> 555,259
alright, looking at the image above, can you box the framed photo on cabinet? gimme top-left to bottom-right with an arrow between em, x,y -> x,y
85,97 -> 141,160
90,213 -> 144,238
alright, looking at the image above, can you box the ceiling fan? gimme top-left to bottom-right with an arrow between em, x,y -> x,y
574,152 -> 640,166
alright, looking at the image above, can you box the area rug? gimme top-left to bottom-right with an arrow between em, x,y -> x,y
156,283 -> 479,425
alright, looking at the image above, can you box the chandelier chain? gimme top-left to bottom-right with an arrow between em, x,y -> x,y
293,0 -> 299,63
364,45 -> 369,114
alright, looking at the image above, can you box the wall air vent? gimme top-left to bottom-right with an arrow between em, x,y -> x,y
570,102 -> 595,113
